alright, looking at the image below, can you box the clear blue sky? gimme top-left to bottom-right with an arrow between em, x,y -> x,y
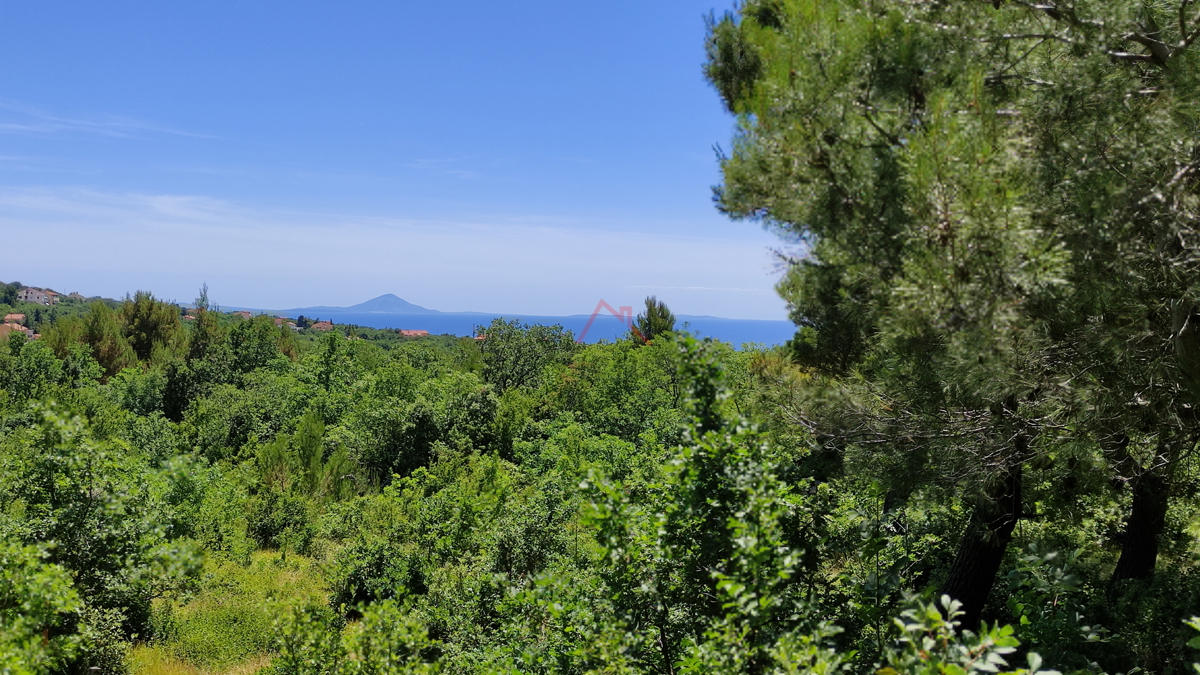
0,1 -> 792,319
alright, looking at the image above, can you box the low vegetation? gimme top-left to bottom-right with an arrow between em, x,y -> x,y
8,0 -> 1200,673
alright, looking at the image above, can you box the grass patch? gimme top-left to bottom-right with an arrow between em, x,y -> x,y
140,550 -> 326,672
129,646 -> 270,675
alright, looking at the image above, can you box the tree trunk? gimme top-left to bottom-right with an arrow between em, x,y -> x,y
939,461 -> 1023,629
1111,460 -> 1170,582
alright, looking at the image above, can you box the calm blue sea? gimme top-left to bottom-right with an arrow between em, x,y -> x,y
304,312 -> 796,346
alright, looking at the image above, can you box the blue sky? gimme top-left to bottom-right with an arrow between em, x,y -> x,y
0,1 -> 793,319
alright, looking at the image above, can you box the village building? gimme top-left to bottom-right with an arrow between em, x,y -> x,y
0,323 -> 30,339
399,329 -> 429,337
3,313 -> 25,325
16,287 -> 56,305
310,321 -> 334,331
232,310 -> 253,319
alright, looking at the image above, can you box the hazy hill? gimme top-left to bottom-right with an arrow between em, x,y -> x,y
278,293 -> 440,315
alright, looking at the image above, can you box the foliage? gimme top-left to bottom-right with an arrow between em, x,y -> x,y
635,295 -> 675,343
0,407 -> 199,629
703,0 -> 1200,650
121,291 -> 183,364
82,301 -> 138,378
879,595 -> 1060,675
0,540 -> 83,674
2,270 -> 1200,674
475,318 -> 577,393
271,600 -> 440,675
147,552 -> 326,671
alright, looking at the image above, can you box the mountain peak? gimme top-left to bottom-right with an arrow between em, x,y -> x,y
347,294 -> 439,314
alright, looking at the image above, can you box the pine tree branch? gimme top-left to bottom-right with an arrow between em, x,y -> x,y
1123,31 -> 1174,65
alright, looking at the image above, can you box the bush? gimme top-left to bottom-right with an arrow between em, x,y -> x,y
247,490 -> 315,554
0,539 -> 83,673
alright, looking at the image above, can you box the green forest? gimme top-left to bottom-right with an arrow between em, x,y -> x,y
6,0 -> 1200,673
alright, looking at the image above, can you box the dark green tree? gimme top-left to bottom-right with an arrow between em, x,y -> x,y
120,290 -> 182,363
163,286 -> 232,420
705,0 -> 1200,629
0,281 -> 19,305
634,295 -> 675,343
81,301 -> 136,379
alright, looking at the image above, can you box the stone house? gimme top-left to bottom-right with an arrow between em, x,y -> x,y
17,287 -> 55,305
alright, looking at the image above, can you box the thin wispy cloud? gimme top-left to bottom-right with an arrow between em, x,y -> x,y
0,186 -> 788,319
400,156 -> 490,180
625,285 -> 769,293
0,101 -> 215,139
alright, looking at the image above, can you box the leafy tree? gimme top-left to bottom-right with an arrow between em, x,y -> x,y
60,343 -> 103,389
229,314 -> 292,375
40,315 -> 84,360
181,372 -> 313,462
635,295 -> 675,343
347,371 -> 495,481
0,281 -> 19,306
0,405 -> 199,660
111,367 -> 167,416
0,336 -> 63,406
475,318 -> 576,393
587,337 -> 823,674
0,540 -> 84,673
544,337 -> 682,443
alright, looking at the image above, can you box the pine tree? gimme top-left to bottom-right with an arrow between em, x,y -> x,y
635,295 -> 675,343
706,0 -> 1200,624
120,290 -> 182,363
81,302 -> 136,378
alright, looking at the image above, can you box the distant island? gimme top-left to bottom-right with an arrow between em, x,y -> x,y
273,293 -> 442,316
0,281 -> 797,346
223,294 -> 797,346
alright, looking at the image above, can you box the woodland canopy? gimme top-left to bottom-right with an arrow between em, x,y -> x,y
5,1 -> 1200,673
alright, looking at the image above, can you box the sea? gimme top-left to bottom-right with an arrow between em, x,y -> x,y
302,312 -> 796,347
